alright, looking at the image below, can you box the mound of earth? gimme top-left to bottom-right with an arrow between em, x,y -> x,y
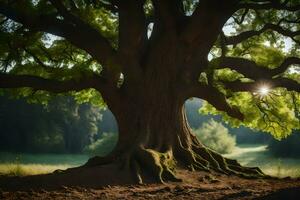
0,165 -> 300,199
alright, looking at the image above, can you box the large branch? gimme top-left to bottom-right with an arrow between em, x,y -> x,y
216,57 -> 300,79
271,57 -> 300,75
224,78 -> 300,93
182,0 -> 238,45
151,0 -> 184,31
225,23 -> 300,45
118,0 -> 146,59
188,84 -> 244,120
180,0 -> 239,79
0,2 -> 116,66
0,73 -> 103,93
0,71 -> 122,106
238,1 -> 300,11
114,0 -> 149,82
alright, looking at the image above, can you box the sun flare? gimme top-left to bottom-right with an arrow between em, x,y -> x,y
258,86 -> 270,96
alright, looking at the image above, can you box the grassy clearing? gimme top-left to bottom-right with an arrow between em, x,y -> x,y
0,163 -> 73,176
0,152 -> 89,165
1,146 -> 300,178
0,152 -> 89,176
225,145 -> 300,178
263,166 -> 300,178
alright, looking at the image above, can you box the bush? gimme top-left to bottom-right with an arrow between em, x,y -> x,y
84,132 -> 118,156
194,119 -> 236,154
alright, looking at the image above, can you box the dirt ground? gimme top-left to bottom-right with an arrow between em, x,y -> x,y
1,166 -> 300,200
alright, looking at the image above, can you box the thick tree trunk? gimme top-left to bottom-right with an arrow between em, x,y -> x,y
85,92 -> 265,183
83,34 -> 266,182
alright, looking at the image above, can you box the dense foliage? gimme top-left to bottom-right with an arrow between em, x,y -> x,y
0,0 -> 299,140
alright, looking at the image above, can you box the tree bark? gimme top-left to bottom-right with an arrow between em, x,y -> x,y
85,89 -> 266,183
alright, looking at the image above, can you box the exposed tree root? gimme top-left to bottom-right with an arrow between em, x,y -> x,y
80,106 -> 267,184
191,145 -> 266,179
82,142 -> 267,184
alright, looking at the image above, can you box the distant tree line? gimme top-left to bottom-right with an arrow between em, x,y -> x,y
0,95 -> 117,154
0,96 -> 298,157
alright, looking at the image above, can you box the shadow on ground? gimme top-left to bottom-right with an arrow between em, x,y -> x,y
1,165 -> 300,200
254,187 -> 300,200
0,164 -> 138,191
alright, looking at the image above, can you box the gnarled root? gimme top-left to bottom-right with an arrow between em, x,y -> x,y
82,146 -> 181,184
190,144 -> 266,179
173,143 -> 265,179
81,142 -> 266,184
125,146 -> 181,184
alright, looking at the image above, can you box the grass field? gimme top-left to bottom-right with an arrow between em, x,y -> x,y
0,163 -> 73,176
0,145 -> 300,177
225,145 -> 300,178
0,152 -> 89,176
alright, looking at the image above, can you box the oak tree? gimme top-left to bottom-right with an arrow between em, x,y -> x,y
0,0 -> 299,183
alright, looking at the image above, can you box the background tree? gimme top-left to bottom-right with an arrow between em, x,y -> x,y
0,0 -> 299,183
0,95 -> 103,153
194,119 -> 236,154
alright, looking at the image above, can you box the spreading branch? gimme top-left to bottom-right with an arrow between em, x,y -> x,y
225,23 -> 300,45
238,1 -> 300,11
224,78 -> 300,93
151,0 -> 184,31
189,84 -> 244,120
213,56 -> 300,95
0,73 -> 104,93
0,2 -> 116,66
215,56 -> 300,79
118,0 -> 146,59
182,0 -> 238,44
181,0 -> 239,79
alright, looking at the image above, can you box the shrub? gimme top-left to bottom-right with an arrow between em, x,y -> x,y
84,132 -> 118,156
194,119 -> 236,154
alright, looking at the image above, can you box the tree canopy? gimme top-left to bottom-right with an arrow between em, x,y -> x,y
1,0 -> 300,183
0,1 -> 299,138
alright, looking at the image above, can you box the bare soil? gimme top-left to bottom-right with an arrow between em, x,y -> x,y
0,165 -> 300,200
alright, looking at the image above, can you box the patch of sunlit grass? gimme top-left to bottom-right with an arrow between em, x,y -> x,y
0,163 -> 72,176
225,145 -> 300,178
262,165 -> 300,178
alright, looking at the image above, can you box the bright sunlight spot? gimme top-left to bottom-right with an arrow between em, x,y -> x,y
253,84 -> 271,98
258,86 -> 270,96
